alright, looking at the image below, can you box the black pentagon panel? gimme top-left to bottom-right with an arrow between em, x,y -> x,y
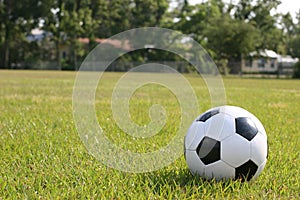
196,136 -> 220,165
235,117 -> 258,141
197,109 -> 220,122
235,160 -> 258,181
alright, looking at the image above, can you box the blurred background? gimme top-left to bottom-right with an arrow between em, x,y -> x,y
1,0 -> 300,77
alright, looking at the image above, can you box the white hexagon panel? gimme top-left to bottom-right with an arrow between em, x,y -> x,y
219,105 -> 251,118
185,122 -> 206,151
250,132 -> 268,165
185,120 -> 200,150
204,113 -> 236,141
221,134 -> 250,168
204,160 -> 235,181
252,160 -> 267,180
185,150 -> 205,176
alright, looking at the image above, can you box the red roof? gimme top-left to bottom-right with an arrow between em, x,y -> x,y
78,38 -> 131,50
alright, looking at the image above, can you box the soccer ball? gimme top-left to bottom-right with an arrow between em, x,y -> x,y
184,105 -> 267,181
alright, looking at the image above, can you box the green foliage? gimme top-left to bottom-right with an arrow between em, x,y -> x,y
0,0 -> 50,68
293,61 -> 300,78
289,35 -> 300,58
205,14 -> 259,60
171,0 -> 288,73
0,70 -> 299,198
1,0 -> 300,74
250,0 -> 282,51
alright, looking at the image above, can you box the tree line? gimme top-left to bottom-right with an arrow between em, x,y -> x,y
1,0 -> 300,73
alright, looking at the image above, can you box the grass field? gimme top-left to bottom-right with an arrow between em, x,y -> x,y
0,70 -> 299,199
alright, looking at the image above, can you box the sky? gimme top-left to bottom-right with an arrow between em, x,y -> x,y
189,0 -> 300,20
276,0 -> 300,17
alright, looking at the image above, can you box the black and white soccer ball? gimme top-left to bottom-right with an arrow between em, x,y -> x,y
184,105 -> 268,181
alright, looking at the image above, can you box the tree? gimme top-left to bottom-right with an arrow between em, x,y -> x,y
205,14 -> 259,73
99,0 -> 131,37
0,0 -> 294,73
285,10 -> 300,58
172,1 -> 205,43
234,0 -> 254,21
250,0 -> 282,51
0,0 -> 49,68
106,0 -> 170,64
130,0 -> 169,28
277,12 -> 294,55
59,1 -> 87,69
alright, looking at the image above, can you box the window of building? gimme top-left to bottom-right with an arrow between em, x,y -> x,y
258,58 -> 265,68
246,58 -> 253,67
270,58 -> 275,68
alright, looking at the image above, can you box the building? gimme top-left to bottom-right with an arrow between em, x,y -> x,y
277,55 -> 299,76
26,29 -> 132,70
242,49 -> 278,73
242,49 -> 298,76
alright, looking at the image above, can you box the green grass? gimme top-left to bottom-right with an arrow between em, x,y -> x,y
0,70 -> 299,199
